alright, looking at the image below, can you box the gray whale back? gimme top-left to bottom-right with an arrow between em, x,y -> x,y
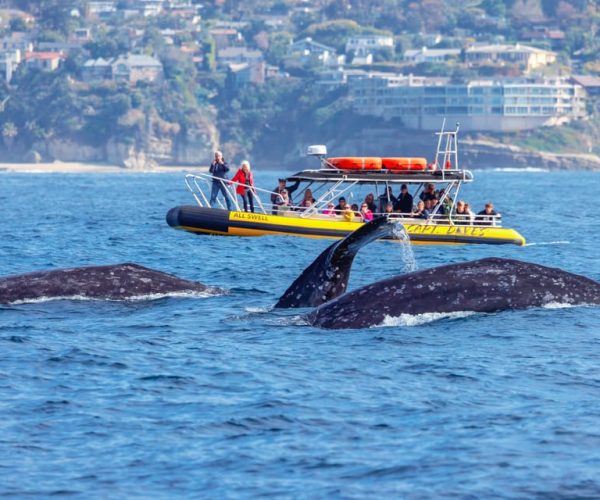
0,263 -> 212,304
308,257 -> 600,329
275,216 -> 397,308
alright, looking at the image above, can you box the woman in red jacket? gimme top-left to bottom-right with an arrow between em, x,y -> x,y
231,160 -> 255,212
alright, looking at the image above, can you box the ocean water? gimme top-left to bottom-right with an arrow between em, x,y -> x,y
1,169 -> 600,497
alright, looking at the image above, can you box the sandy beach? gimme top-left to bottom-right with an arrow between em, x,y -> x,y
0,161 -> 209,173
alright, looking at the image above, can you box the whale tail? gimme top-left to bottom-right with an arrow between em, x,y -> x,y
275,216 -> 400,308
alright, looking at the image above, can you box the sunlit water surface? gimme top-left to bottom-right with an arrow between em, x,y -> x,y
1,169 -> 599,497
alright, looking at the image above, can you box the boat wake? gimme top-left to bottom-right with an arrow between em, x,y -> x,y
524,240 -> 570,247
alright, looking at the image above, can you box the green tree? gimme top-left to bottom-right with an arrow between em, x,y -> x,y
9,17 -> 28,32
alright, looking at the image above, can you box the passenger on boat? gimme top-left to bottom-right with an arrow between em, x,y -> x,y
477,203 -> 500,226
360,203 -> 374,222
275,189 -> 291,214
464,202 -> 475,224
419,183 -> 437,202
363,193 -> 377,213
271,178 -> 300,214
384,202 -> 394,214
454,200 -> 470,225
343,204 -> 355,222
378,187 -> 397,213
300,188 -> 316,208
437,188 -> 452,215
323,202 -> 336,217
427,197 -> 441,218
394,184 -> 413,214
351,203 -> 360,218
209,151 -> 232,210
334,197 -> 348,213
231,161 -> 255,212
412,200 -> 430,219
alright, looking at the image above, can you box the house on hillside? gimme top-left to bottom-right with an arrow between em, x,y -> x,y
288,37 -> 339,66
403,47 -> 461,63
209,28 -> 243,50
570,75 -> 600,97
134,0 -> 164,17
465,43 -> 556,73
227,62 -> 265,87
24,51 -> 65,71
82,54 -> 163,83
345,35 -> 394,57
0,32 -> 33,53
112,54 -> 163,83
217,47 -> 263,68
87,1 -> 117,17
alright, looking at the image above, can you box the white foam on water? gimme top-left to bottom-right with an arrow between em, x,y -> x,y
8,289 -> 221,305
377,310 -> 475,328
542,302 -> 577,310
524,241 -> 570,247
244,306 -> 273,314
488,167 -> 550,173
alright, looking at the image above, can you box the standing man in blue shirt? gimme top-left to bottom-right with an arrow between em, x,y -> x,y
209,150 -> 232,210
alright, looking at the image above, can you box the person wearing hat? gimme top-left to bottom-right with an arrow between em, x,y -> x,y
394,184 -> 414,214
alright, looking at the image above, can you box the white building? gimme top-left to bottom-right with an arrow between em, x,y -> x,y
350,74 -> 586,132
403,47 -> 461,63
465,43 -> 556,72
288,37 -> 337,66
345,35 -> 394,56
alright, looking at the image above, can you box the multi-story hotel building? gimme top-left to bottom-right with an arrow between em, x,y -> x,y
350,74 -> 586,131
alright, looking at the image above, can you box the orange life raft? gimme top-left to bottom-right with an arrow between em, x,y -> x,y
327,157 -> 382,170
381,157 -> 428,171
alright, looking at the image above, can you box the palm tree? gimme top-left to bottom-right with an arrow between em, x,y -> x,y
2,121 -> 17,148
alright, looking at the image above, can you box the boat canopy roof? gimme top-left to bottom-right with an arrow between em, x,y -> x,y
287,168 -> 473,184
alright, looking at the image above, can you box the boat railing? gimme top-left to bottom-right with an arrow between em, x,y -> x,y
183,173 -> 502,227
185,173 -> 277,214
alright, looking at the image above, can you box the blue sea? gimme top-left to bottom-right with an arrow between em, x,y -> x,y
1,168 -> 600,497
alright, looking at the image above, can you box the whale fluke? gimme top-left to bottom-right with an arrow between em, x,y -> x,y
275,216 -> 398,308
0,263 -> 215,304
307,257 -> 600,329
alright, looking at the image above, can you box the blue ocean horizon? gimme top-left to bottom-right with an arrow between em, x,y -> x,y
1,169 -> 600,497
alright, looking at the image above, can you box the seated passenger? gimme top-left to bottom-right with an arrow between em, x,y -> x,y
275,189 -> 290,214
378,187 -> 397,213
454,200 -> 469,225
360,203 -> 373,222
363,193 -> 377,213
394,184 -> 413,214
323,202 -> 336,216
334,196 -> 348,213
342,205 -> 355,222
351,203 -> 360,218
477,202 -> 500,226
419,183 -> 437,202
464,202 -> 475,225
427,197 -> 440,218
299,188 -> 316,208
271,178 -> 300,214
412,200 -> 430,219
384,202 -> 394,214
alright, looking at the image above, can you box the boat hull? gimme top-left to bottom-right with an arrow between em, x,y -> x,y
166,206 -> 526,246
